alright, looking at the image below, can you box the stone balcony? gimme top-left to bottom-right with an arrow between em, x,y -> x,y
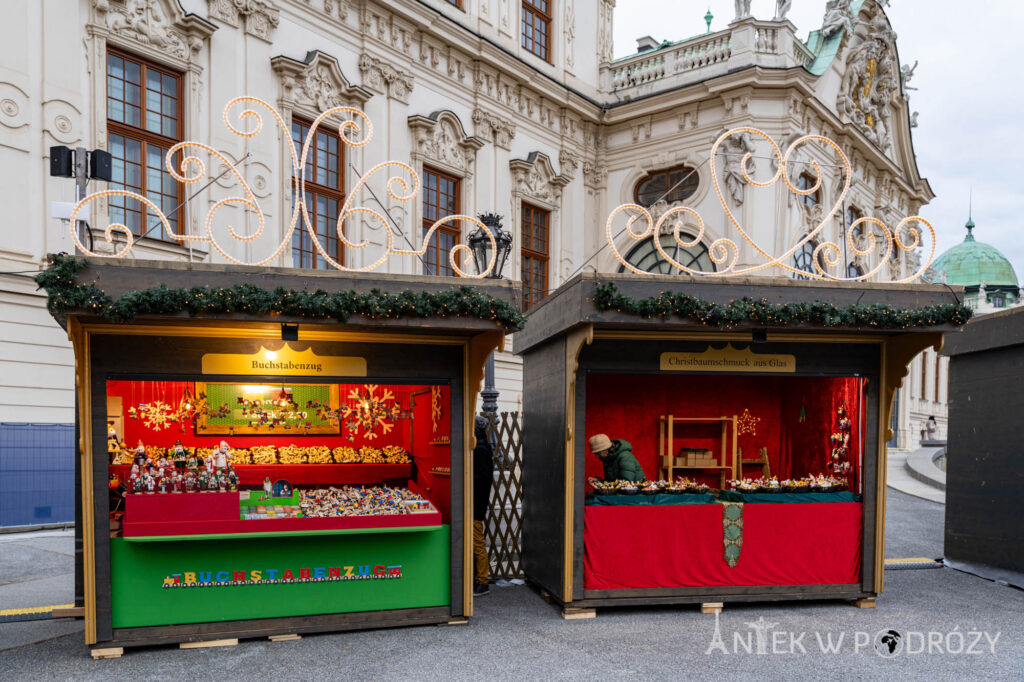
604,18 -> 814,100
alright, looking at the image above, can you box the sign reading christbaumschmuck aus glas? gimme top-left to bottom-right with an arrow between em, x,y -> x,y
660,345 -> 796,373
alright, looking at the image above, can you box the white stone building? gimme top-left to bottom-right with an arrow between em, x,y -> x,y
1,1 -> 935,445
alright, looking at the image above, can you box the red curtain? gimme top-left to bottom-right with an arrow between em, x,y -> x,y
583,503 -> 863,589
584,374 -> 863,488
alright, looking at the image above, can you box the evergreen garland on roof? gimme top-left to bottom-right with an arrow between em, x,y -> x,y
34,254 -> 525,330
593,282 -> 971,329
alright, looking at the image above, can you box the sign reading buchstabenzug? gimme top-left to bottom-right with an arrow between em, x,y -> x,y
162,564 -> 403,588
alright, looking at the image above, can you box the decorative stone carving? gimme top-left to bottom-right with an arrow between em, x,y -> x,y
358,53 -> 414,104
272,51 -> 371,112
597,0 -> 615,63
909,111 -> 919,128
564,0 -> 575,68
718,129 -> 755,206
733,0 -> 752,22
91,0 -> 210,62
836,11 -> 898,154
558,149 -> 582,180
900,60 -> 918,92
820,0 -> 854,40
774,0 -> 792,21
510,152 -> 569,207
583,162 -> 607,190
471,108 -> 516,150
208,0 -> 280,42
408,111 -> 484,176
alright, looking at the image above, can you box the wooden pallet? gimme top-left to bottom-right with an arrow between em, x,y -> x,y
562,607 -> 596,620
179,638 -> 238,650
701,602 -> 724,614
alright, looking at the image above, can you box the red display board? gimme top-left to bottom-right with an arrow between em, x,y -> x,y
121,490 -> 441,537
583,502 -> 862,589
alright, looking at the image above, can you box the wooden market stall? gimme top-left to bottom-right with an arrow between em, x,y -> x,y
40,256 -> 518,653
518,273 -> 968,616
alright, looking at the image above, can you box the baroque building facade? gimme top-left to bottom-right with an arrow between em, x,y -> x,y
1,0 -> 935,449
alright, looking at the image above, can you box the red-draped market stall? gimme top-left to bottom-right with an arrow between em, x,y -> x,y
519,274 -> 966,615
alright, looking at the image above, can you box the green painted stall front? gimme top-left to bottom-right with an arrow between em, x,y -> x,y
110,526 -> 450,628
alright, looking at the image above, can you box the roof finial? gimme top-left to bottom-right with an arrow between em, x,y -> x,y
965,186 -> 975,240
705,7 -> 714,33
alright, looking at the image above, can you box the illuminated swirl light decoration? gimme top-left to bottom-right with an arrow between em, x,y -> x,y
67,97 -> 499,278
606,127 -> 935,284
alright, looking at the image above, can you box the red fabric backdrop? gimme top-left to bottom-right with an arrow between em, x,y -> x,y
584,374 -> 864,488
583,503 -> 863,589
106,380 -> 452,515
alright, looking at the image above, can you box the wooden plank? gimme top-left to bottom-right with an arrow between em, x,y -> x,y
851,597 -> 877,609
562,607 -> 596,620
268,634 -> 301,642
571,591 -> 870,609
90,647 -> 123,660
51,607 -> 84,619
179,638 -> 238,649
108,606 -> 452,648
440,618 -> 468,626
701,602 -> 724,614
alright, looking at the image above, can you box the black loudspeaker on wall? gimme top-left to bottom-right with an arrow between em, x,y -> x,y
50,146 -> 74,178
90,149 -> 113,182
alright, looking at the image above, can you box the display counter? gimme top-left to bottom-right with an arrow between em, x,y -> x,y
519,273 -> 965,614
45,257 -> 517,651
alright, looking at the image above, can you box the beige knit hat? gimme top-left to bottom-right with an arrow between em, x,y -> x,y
589,433 -> 612,454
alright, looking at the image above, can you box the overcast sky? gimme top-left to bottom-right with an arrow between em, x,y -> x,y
614,1 -> 1024,279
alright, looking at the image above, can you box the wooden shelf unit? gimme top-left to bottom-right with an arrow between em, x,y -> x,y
658,415 -> 738,489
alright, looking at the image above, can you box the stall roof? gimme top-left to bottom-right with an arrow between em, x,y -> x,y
41,257 -> 521,335
518,273 -> 967,354
942,305 -> 1024,357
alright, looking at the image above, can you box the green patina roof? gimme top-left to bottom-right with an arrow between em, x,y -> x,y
933,222 -> 1019,289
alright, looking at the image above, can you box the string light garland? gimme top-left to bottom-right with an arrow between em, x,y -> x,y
64,96 -> 498,277
34,254 -> 524,330
593,282 -> 972,330
607,127 -> 935,283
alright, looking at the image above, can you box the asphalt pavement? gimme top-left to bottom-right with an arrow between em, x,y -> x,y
1,489 -> 1020,680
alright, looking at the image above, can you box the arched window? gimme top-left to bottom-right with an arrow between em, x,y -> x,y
846,206 -> 863,238
619,234 -> 716,274
796,173 -> 820,207
634,166 -> 700,207
792,239 -> 818,280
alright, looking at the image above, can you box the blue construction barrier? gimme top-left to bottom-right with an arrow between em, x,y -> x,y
0,423 -> 75,527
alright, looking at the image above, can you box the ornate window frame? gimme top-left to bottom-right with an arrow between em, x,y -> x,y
86,0 -> 216,251
509,151 -> 569,295
271,51 -> 372,267
407,111 -> 484,260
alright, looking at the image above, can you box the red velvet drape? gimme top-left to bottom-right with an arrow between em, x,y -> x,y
583,503 -> 863,589
584,374 -> 863,488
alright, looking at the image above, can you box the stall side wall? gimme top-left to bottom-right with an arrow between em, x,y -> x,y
522,338 -> 568,601
945,345 -> 1024,575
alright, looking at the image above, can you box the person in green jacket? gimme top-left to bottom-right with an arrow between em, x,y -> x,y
588,434 -> 646,482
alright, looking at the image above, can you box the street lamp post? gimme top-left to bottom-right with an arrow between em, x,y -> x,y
469,213 -> 513,415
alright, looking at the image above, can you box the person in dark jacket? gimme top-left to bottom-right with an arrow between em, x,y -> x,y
472,416 -> 495,595
588,434 -> 646,482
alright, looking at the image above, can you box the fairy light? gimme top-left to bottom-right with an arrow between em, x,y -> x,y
605,126 -> 935,283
